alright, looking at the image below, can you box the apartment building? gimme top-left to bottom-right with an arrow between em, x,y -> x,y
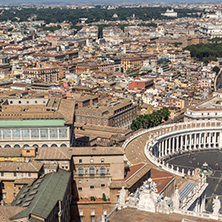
75,99 -> 137,128
23,67 -> 59,82
0,160 -> 43,204
121,56 -> 144,73
128,78 -> 154,90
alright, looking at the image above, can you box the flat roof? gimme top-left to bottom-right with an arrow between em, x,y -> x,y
0,119 -> 66,127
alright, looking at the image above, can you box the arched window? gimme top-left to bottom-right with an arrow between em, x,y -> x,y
14,144 -> 20,148
4,144 -> 11,148
42,144 -> 48,147
60,144 -> 67,147
51,144 -> 58,147
90,167 -> 95,176
100,166 -> 105,175
78,167 -> 83,176
23,144 -> 29,148
32,144 -> 39,148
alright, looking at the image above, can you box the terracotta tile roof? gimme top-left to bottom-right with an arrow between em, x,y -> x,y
70,147 -> 124,156
125,163 -> 146,181
57,99 -> 75,124
14,178 -> 36,185
110,166 -> 174,192
109,208 -> 216,222
112,163 -> 146,182
36,147 -> 71,160
78,198 -> 104,202
110,163 -> 150,189
150,168 -> 174,193
0,206 -> 24,222
0,161 -> 43,172
0,148 -> 22,157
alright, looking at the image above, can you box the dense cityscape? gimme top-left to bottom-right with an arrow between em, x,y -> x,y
0,3 -> 222,222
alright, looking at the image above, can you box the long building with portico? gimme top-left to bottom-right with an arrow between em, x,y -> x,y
0,96 -> 76,148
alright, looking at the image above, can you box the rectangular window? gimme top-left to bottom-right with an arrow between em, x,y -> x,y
91,216 -> 95,222
14,172 -> 17,177
1,182 -> 5,189
90,186 -> 94,189
31,129 -> 39,138
28,173 -> 31,177
12,129 -> 20,139
78,187 -> 82,191
101,184 -> 105,187
50,128 -> 58,138
22,129 -> 30,138
1,172 -> 4,176
2,129 -> 11,139
40,129 -> 48,138
79,159 -> 82,164
2,193 -> 6,199
59,128 -> 67,138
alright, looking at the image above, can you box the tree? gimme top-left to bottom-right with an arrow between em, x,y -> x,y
102,193 -> 107,201
130,107 -> 170,131
161,107 -> 171,121
213,66 -> 220,74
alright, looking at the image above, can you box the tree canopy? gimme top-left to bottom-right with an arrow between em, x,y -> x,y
184,43 -> 222,61
0,7 -> 201,24
130,107 -> 170,131
213,66 -> 220,74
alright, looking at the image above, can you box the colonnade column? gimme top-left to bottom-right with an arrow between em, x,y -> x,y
213,132 -> 217,147
185,134 -> 187,150
164,139 -> 167,156
172,137 -> 175,154
168,138 -> 171,154
203,132 -> 206,148
219,131 -> 222,148
194,133 -> 197,149
189,134 -> 191,150
176,136 -> 179,152
180,135 -> 183,151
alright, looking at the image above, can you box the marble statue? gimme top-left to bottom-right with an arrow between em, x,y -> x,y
118,186 -> 127,209
101,215 -> 106,222
0,199 -> 5,206
172,188 -> 180,211
137,178 -> 159,212
213,196 -> 221,215
127,193 -> 138,208
156,199 -> 172,214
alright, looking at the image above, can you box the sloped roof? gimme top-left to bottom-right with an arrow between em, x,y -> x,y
0,161 -> 43,172
0,206 -> 24,222
10,169 -> 71,220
